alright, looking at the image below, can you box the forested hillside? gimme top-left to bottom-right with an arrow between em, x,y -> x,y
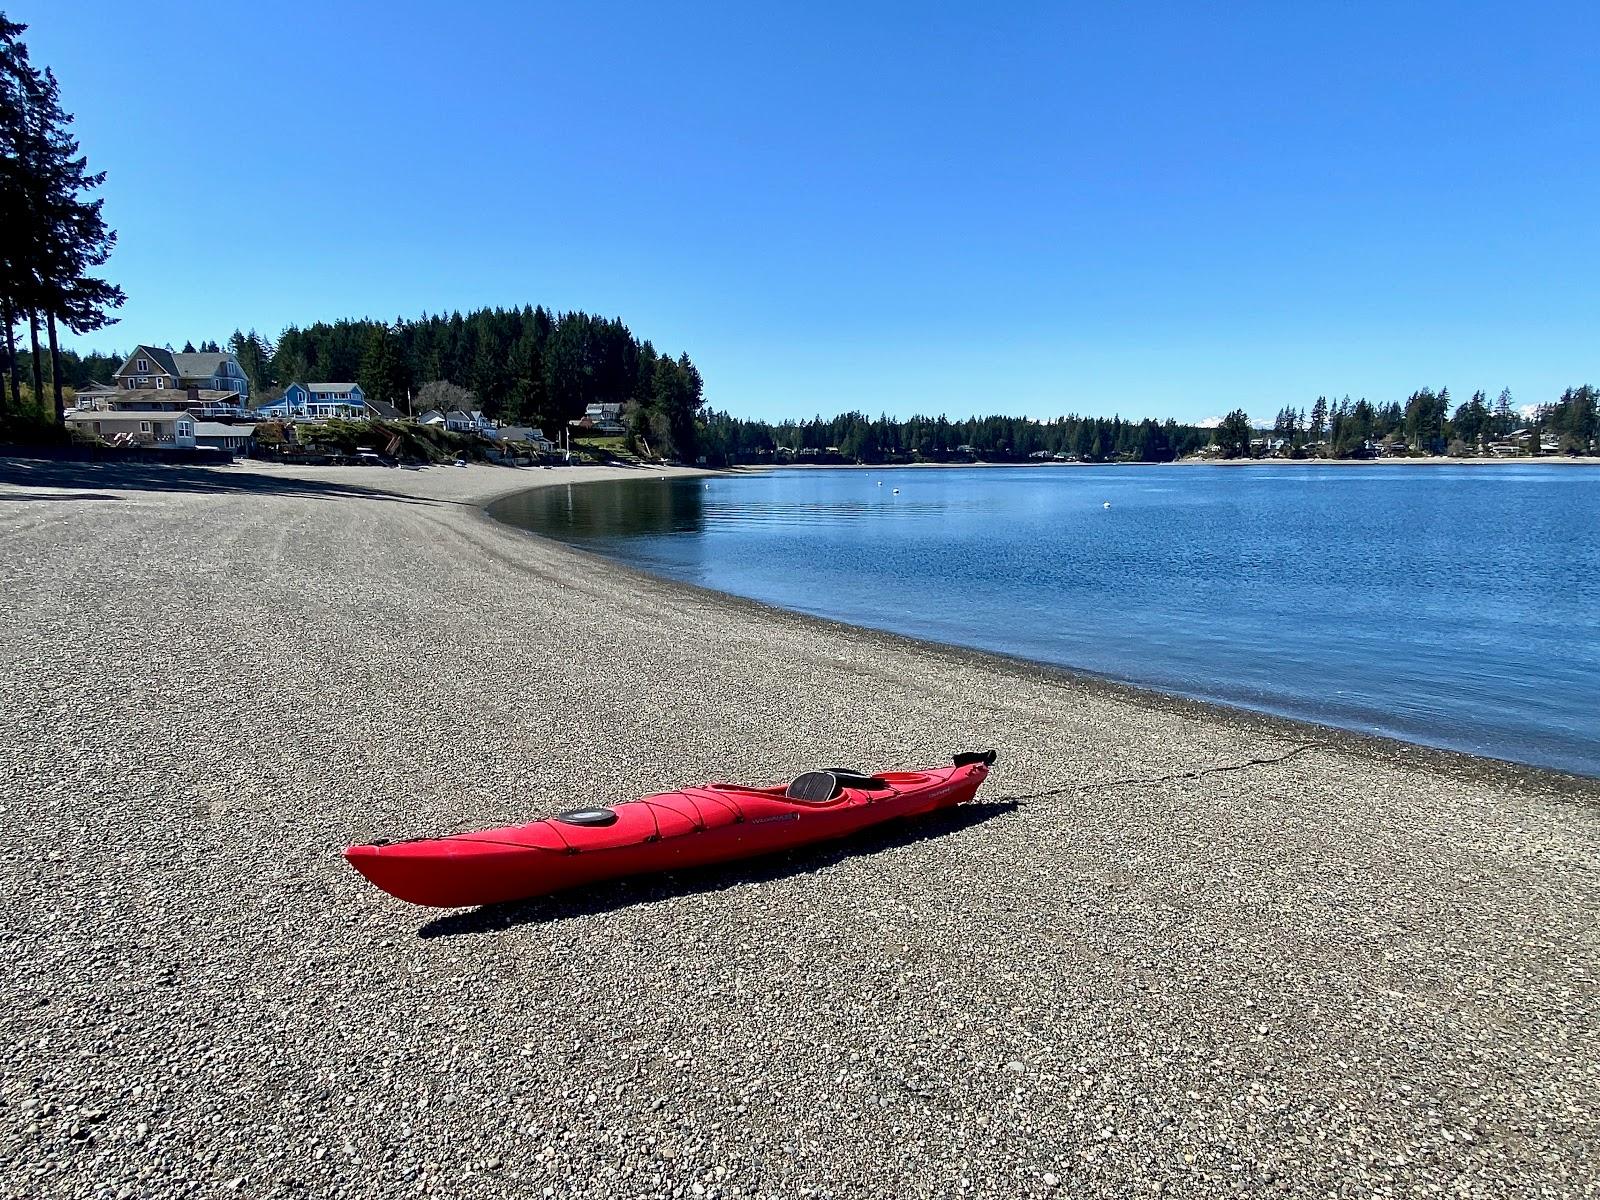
33,329 -> 1597,465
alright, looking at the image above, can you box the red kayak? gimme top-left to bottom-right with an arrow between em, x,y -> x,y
345,752 -> 996,907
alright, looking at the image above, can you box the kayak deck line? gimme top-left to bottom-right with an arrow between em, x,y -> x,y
345,753 -> 996,908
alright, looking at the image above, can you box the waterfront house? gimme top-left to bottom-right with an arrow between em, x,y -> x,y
113,346 -> 250,403
193,422 -> 256,456
363,398 -> 405,421
70,382 -> 121,410
66,409 -> 197,448
286,382 -> 366,420
257,382 -> 367,421
1491,428 -> 1558,456
101,386 -> 245,416
493,425 -> 556,452
572,402 -> 626,435
419,408 -> 493,435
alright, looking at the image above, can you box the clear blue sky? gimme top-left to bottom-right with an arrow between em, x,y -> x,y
21,0 -> 1600,424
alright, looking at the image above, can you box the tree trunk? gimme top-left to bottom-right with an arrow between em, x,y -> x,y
28,310 -> 44,408
1,293 -> 19,410
47,312 -> 64,425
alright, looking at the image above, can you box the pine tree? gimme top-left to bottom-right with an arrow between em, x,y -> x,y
0,20 -> 124,421
358,324 -> 410,406
1309,395 -> 1328,443
0,13 -> 30,408
1215,409 -> 1252,458
1494,388 -> 1514,437
21,69 -> 122,417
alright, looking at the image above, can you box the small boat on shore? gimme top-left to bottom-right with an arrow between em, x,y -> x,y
345,752 -> 997,908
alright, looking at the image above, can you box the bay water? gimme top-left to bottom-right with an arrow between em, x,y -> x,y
491,465 -> 1600,776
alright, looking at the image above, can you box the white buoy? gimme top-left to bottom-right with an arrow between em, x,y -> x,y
892,488 -> 900,495
877,481 -> 883,486
1103,501 -> 1111,509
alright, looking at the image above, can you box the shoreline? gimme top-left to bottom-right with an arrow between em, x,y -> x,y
746,455 -> 1600,469
3,455 -> 1597,1198
481,471 -> 1600,796
480,470 -> 1600,800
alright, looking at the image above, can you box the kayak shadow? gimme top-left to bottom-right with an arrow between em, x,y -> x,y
415,799 -> 1019,939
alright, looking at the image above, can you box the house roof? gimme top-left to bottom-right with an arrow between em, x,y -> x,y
67,409 -> 193,424
193,422 -> 257,437
172,352 -> 236,378
363,399 -> 403,420
118,345 -> 178,376
418,409 -> 445,422
304,382 -> 360,395
446,409 -> 475,421
112,388 -> 241,404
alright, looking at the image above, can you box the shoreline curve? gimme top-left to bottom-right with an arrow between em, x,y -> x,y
482,469 -> 1600,797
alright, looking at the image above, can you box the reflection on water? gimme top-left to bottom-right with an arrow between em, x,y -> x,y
493,477 -> 709,538
491,466 -> 1600,776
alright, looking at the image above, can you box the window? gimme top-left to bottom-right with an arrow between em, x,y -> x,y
178,422 -> 192,436
136,357 -> 149,372
140,421 -> 151,433
155,377 -> 165,389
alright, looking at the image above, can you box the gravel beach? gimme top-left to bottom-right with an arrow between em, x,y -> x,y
2,456 -> 1596,1200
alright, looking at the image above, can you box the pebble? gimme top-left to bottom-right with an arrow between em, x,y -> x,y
0,459 -> 1596,1199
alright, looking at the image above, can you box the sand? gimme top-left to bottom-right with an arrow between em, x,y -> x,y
1,454 -> 1596,1199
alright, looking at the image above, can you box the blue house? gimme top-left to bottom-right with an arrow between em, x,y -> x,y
259,382 -> 368,420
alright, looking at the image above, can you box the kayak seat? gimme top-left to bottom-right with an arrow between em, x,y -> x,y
785,771 -> 841,803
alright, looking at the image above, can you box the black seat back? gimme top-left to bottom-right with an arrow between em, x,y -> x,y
784,771 -> 840,803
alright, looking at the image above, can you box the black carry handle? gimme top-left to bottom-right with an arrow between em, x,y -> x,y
953,750 -> 998,767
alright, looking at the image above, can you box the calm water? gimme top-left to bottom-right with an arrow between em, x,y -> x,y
492,466 -> 1600,776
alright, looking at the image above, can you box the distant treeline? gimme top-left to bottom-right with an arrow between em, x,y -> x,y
700,411 -> 1212,464
1214,386 -> 1598,458
36,329 -> 1598,465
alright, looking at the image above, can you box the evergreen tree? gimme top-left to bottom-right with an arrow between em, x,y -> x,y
1493,388 -> 1514,437
358,324 -> 411,406
227,328 -> 273,394
1404,388 -> 1443,452
469,336 -> 507,417
0,25 -> 124,422
1215,409 -> 1252,458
